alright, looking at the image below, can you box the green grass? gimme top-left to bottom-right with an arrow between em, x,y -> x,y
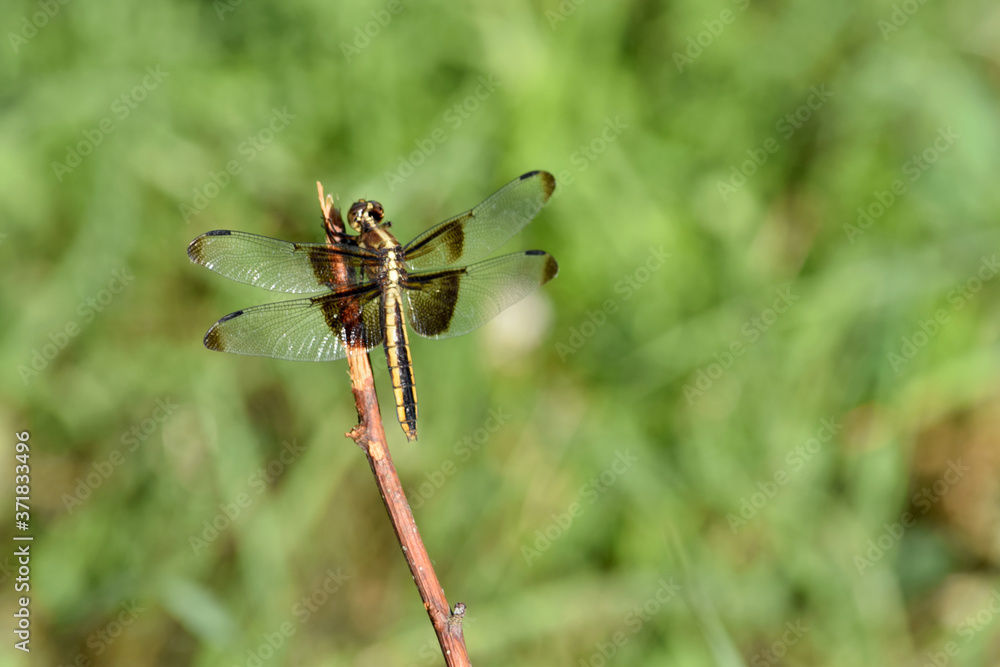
2,0 -> 1000,665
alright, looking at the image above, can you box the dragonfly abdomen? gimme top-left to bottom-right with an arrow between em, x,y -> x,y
383,290 -> 418,441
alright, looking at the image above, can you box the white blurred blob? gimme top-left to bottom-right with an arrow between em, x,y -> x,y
938,574 -> 1000,628
481,292 -> 554,369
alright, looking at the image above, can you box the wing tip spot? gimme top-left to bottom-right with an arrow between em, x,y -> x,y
189,230 -> 232,263
204,326 -> 225,351
539,171 -> 556,199
520,170 -> 555,200
205,310 -> 242,351
187,238 -> 204,263
543,255 -> 559,283
525,250 -> 558,282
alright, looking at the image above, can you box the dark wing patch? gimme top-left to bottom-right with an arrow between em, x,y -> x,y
404,251 -> 558,339
404,219 -> 465,267
188,230 -> 378,293
203,286 -> 383,361
403,171 -> 556,271
403,271 -> 462,338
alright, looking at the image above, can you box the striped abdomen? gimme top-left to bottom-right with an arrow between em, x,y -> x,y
383,288 -> 418,441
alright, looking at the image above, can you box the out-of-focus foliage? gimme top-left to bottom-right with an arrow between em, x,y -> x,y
2,0 -> 999,664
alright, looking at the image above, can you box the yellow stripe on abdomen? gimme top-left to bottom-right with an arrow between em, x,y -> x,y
383,291 -> 418,441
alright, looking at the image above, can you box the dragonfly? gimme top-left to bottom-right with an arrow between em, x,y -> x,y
187,170 -> 558,441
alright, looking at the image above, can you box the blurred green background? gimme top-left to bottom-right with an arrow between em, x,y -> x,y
2,0 -> 1000,665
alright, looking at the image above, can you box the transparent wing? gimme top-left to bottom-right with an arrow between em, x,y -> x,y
188,230 -> 377,293
404,251 -> 558,339
403,171 -> 556,271
203,286 -> 384,361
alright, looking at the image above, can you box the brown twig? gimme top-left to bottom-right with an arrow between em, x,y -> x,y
317,183 -> 471,667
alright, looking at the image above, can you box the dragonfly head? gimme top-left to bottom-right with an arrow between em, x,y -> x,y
348,199 -> 385,233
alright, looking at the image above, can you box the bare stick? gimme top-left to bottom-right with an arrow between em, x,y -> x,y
317,183 -> 471,667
